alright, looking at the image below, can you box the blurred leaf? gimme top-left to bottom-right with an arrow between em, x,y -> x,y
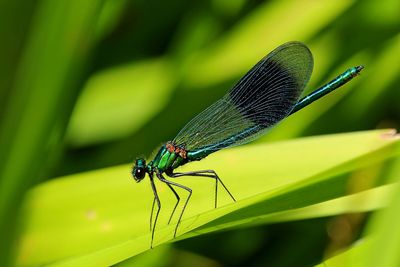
169,12 -> 222,62
0,0 -> 35,114
182,0 -> 354,88
315,238 -> 371,267
66,58 -> 177,146
212,0 -> 246,17
341,34 -> 400,120
115,245 -> 171,267
365,162 -> 400,267
190,184 -> 394,236
115,244 -> 220,267
361,0 -> 400,26
65,0 -> 359,148
96,0 -> 129,39
316,143 -> 400,267
16,129 -> 400,266
0,0 -> 103,266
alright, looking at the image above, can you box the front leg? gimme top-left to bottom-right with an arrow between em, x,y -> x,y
148,174 -> 160,248
156,171 -> 192,238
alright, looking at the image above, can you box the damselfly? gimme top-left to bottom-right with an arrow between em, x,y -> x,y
131,41 -> 363,247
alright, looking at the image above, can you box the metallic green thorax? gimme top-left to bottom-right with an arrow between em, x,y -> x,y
151,141 -> 231,172
150,138 -> 245,172
150,145 -> 188,172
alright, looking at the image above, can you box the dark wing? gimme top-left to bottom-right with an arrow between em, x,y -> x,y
173,41 -> 313,152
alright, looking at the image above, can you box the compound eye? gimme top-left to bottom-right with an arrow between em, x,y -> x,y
135,167 -> 145,180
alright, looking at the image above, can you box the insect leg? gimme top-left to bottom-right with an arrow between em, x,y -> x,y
156,172 -> 192,238
165,183 -> 180,225
149,196 -> 155,232
169,170 -> 236,208
149,174 -> 161,248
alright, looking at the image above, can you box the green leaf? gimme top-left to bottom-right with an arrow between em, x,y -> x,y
190,184 -> 395,237
365,167 -> 400,267
66,58 -> 177,146
314,238 -> 372,267
64,0 -> 359,147
16,129 -> 400,266
95,0 -> 130,40
315,142 -> 400,267
115,245 -> 172,267
0,1 -> 103,266
341,34 -> 400,120
183,0 -> 354,88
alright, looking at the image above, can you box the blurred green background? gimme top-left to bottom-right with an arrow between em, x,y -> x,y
0,0 -> 399,266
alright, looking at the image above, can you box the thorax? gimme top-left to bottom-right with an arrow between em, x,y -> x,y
151,142 -> 188,173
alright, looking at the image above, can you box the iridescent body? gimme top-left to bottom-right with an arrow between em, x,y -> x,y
131,42 -> 363,248
149,66 -> 363,173
291,66 -> 362,113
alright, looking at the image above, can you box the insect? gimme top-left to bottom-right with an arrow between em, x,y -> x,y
131,41 -> 363,248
